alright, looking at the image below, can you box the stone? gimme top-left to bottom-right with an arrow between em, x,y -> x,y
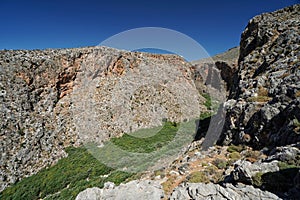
76,180 -> 164,200
76,187 -> 102,200
231,160 -> 279,184
170,182 -> 282,200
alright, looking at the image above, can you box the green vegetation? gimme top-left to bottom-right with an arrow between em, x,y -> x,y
278,161 -> 297,170
293,117 -> 300,127
0,147 -> 132,200
202,93 -> 212,109
0,121 -> 181,200
111,121 -> 178,153
228,151 -> 241,161
227,145 -> 245,153
188,171 -> 210,183
200,112 -> 212,120
212,158 -> 228,169
252,172 -> 264,187
244,150 -> 263,163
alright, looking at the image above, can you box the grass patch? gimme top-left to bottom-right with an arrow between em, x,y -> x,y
258,87 -> 268,97
188,171 -> 209,183
162,176 -> 177,195
248,96 -> 272,103
243,150 -> 263,163
111,121 -> 178,153
228,151 -> 241,161
0,147 -> 132,200
293,118 -> 300,127
252,172 -> 263,187
278,161 -> 297,170
227,145 -> 245,153
202,93 -> 212,109
212,158 -> 228,169
200,112 -> 212,120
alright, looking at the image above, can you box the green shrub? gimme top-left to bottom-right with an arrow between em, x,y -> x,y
202,93 -> 212,109
252,172 -> 263,187
200,112 -> 212,120
227,145 -> 245,153
212,158 -> 228,169
228,151 -> 241,161
188,171 -> 209,183
278,161 -> 297,170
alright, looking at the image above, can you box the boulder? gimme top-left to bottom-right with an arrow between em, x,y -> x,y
170,182 -> 281,200
76,180 -> 164,200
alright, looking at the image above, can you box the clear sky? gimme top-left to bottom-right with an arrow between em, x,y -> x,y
0,0 -> 298,57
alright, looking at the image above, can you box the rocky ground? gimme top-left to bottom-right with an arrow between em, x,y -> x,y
76,141 -> 300,199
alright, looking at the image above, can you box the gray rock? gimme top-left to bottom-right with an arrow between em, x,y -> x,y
170,182 -> 281,200
219,4 -> 300,147
76,180 -> 164,200
231,160 -> 279,184
76,187 -> 102,200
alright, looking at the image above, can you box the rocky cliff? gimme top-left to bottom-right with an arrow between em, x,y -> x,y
0,47 -> 207,191
220,4 -> 300,149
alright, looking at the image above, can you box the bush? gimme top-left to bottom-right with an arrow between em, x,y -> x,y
278,161 -> 297,170
243,150 -> 262,163
212,158 -> 228,169
202,93 -> 212,109
188,171 -> 209,183
227,145 -> 245,153
228,151 -> 241,161
252,172 -> 263,187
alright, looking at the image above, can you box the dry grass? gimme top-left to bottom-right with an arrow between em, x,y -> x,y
248,96 -> 272,103
295,90 -> 300,97
258,86 -> 269,96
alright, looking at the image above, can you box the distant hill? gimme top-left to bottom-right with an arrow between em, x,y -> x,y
192,46 -> 239,64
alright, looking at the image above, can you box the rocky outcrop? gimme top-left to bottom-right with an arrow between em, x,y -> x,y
220,4 -> 300,148
231,160 -> 279,184
76,180 -> 164,200
170,182 -> 281,200
0,46 -> 206,191
192,47 -> 239,93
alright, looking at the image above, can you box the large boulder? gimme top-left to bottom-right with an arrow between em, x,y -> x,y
170,182 -> 281,200
76,180 -> 164,200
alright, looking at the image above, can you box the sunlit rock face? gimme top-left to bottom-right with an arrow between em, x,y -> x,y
0,46 -> 206,191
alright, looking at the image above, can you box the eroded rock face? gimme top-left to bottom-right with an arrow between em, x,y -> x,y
220,4 -> 300,148
0,46 -> 205,191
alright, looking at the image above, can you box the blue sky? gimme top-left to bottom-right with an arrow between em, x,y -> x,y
0,0 -> 298,57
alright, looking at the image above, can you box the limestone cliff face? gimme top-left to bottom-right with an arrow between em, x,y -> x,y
0,46 -> 206,191
220,4 -> 300,148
